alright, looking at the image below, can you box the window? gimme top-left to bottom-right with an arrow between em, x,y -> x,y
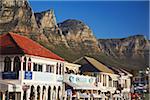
33,63 -> 37,71
46,65 -> 55,73
28,58 -> 31,71
125,80 -> 127,88
109,76 -> 112,87
23,57 -> 27,71
13,56 -> 21,72
46,65 -> 50,72
56,63 -> 59,74
4,57 -> 11,72
33,63 -> 43,72
38,65 -> 43,72
50,65 -> 54,73
59,64 -> 61,75
113,81 -> 118,88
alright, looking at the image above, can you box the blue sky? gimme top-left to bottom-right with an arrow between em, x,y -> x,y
29,1 -> 149,39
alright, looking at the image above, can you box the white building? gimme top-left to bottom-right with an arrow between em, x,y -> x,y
73,56 -> 132,99
0,32 -> 132,100
0,32 -> 65,100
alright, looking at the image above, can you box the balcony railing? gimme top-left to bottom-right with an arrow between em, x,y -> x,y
2,71 -> 19,79
0,71 -> 63,84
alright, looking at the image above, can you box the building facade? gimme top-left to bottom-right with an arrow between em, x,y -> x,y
0,33 -> 65,100
0,32 -> 132,100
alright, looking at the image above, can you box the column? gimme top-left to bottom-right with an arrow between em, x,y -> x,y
34,87 -> 37,100
20,90 -> 24,100
31,62 -> 33,72
45,87 -> 48,100
40,86 -> 42,100
50,87 -> 53,100
101,74 -> 103,86
26,58 -> 28,71
21,57 -> 24,71
26,86 -> 31,100
106,75 -> 109,87
55,88 -> 58,100
2,92 -> 5,100
11,58 -> 14,71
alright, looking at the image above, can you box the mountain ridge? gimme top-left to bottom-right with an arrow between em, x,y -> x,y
0,0 -> 149,72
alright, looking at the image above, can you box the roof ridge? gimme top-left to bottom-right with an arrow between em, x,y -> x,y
7,32 -> 64,61
84,56 -> 114,74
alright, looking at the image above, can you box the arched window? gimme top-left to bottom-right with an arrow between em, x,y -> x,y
28,58 -> 31,71
37,86 -> 41,100
30,85 -> 35,100
48,86 -> 51,100
4,57 -> 11,72
56,63 -> 59,74
57,86 -> 61,100
13,56 -> 21,72
23,57 -> 27,71
42,86 -> 46,100
52,86 -> 56,100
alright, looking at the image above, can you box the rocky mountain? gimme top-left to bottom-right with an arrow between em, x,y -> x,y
0,0 -> 149,72
0,0 -> 38,33
98,35 -> 149,71
58,19 -> 101,54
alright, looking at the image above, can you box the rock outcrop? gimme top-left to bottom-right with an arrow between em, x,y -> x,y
98,35 -> 149,70
58,19 -> 101,54
0,0 -> 38,34
34,10 -> 68,46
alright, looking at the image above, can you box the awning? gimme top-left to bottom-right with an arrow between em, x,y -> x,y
65,82 -> 98,90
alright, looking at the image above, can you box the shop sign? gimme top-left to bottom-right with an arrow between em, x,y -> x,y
24,71 -> 32,80
69,76 -> 94,84
2,72 -> 18,79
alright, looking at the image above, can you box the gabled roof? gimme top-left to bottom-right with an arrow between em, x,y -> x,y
74,56 -> 114,74
84,57 -> 114,74
108,66 -> 132,76
0,32 -> 64,61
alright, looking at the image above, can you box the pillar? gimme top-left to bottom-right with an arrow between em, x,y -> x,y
106,75 -> 109,87
40,86 -> 42,100
20,90 -> 24,100
34,88 -> 37,100
31,62 -> 33,72
11,58 -> 14,71
26,57 -> 28,71
21,57 -> 24,71
45,87 -> 48,100
2,92 -> 5,100
101,74 -> 103,86
26,86 -> 31,100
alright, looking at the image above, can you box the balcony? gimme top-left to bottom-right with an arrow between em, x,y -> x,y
0,71 -> 63,84
64,74 -> 97,90
21,71 -> 63,84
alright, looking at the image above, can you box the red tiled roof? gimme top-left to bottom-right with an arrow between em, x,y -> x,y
0,32 -> 64,61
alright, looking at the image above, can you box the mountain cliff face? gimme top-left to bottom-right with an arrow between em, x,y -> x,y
0,0 -> 149,71
99,35 -> 149,58
34,10 -> 68,46
0,0 -> 38,33
98,35 -> 149,70
58,19 -> 101,54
